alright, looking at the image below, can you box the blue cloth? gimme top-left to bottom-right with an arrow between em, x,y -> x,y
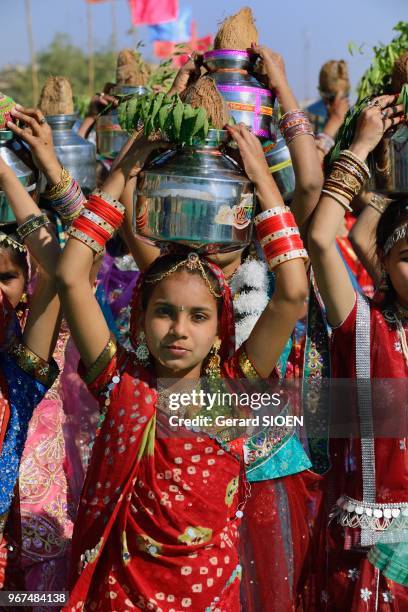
0,353 -> 48,515
246,433 -> 312,482
148,6 -> 192,42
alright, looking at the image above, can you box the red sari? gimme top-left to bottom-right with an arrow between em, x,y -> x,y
316,293 -> 408,611
65,347 -> 271,611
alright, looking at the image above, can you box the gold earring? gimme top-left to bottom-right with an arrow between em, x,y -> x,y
135,331 -> 150,366
205,338 -> 221,380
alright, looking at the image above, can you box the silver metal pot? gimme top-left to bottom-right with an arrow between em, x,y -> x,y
203,49 -> 277,141
135,129 -> 255,253
47,114 -> 96,194
96,85 -> 148,160
368,125 -> 408,196
0,130 -> 36,224
263,136 -> 295,202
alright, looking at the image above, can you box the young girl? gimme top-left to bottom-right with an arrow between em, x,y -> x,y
0,144 -> 62,587
308,95 -> 407,609
57,125 -> 309,610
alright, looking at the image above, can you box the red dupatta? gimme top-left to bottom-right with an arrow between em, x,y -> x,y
0,290 -> 19,455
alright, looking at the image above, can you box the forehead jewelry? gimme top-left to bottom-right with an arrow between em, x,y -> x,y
145,252 -> 222,298
178,306 -> 186,312
0,232 -> 27,253
383,221 -> 408,255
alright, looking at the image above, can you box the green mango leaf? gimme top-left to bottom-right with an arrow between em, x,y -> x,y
158,103 -> 173,132
150,92 -> 165,125
192,108 -> 207,136
173,99 -> 184,139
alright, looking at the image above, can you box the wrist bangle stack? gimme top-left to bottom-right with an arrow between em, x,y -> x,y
254,207 -> 308,270
315,132 -> 335,156
368,192 -> 391,215
17,214 -> 50,241
43,167 -> 86,225
68,191 -> 125,255
322,149 -> 370,213
279,110 -> 314,145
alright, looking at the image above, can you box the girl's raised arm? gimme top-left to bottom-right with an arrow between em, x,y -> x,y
227,124 -> 308,377
0,159 -> 60,361
252,46 -> 323,238
308,95 -> 404,326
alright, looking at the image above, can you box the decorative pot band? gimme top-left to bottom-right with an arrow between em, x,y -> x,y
228,102 -> 273,116
204,49 -> 251,60
268,159 -> 293,174
217,84 -> 273,98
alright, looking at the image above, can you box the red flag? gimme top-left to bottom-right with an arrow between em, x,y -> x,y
128,0 -> 178,26
154,20 -> 212,67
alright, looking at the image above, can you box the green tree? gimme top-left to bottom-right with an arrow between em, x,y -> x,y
1,33 -> 116,109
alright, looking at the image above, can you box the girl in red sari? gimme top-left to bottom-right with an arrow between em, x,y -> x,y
57,125 -> 309,610
308,96 -> 408,610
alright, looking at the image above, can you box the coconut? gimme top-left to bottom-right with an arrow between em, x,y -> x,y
391,52 -> 408,92
38,77 -> 74,115
214,7 -> 258,51
116,49 -> 150,87
183,76 -> 230,129
319,60 -> 350,96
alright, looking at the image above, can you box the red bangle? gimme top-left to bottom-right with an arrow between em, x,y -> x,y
72,217 -> 110,245
256,214 -> 296,239
263,236 -> 304,258
88,194 -> 124,220
87,195 -> 124,227
86,201 -> 122,229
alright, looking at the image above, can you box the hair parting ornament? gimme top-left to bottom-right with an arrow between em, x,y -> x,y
0,232 -> 26,254
144,252 -> 222,299
383,219 -> 408,256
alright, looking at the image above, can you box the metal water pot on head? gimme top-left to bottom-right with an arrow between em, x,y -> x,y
0,130 -> 36,223
368,124 -> 408,196
46,114 -> 96,194
96,86 -> 148,160
203,49 -> 277,142
134,129 -> 255,253
263,136 -> 295,202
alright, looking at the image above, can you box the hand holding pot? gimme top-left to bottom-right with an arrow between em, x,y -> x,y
350,95 -> 405,160
7,106 -> 61,184
250,45 -> 288,91
226,123 -> 272,188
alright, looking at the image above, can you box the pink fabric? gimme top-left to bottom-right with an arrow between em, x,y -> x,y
128,0 -> 178,26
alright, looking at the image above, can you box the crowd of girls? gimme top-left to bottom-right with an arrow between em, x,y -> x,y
0,41 -> 406,612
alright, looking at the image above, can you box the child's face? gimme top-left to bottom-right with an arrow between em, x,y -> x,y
143,271 -> 219,378
0,249 -> 26,308
385,237 -> 408,307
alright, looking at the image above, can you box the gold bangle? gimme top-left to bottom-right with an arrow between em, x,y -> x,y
238,346 -> 260,380
43,167 -> 72,200
92,189 -> 126,215
321,188 -> 353,212
324,180 -> 356,201
17,214 -> 50,241
81,209 -> 116,234
67,227 -> 105,255
83,338 -> 117,385
339,150 -> 370,179
368,193 -> 391,214
9,340 -> 59,388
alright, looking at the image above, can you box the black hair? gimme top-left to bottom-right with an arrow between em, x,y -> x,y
0,224 -> 29,281
376,198 -> 408,303
376,198 -> 408,255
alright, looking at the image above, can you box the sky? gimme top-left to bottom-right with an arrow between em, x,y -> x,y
3,0 -> 407,100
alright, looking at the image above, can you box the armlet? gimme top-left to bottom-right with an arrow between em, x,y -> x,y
8,340 -> 59,388
82,338 -> 117,385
